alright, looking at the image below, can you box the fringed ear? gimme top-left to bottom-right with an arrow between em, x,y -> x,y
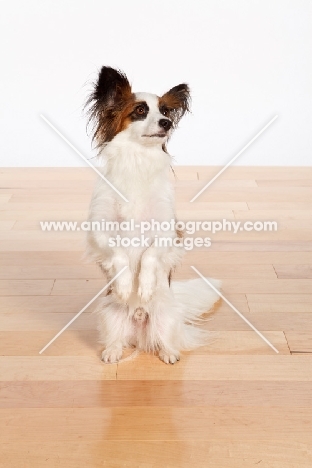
92,66 -> 132,107
86,66 -> 132,146
159,83 -> 191,127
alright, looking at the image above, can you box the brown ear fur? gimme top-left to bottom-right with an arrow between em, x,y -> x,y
159,84 -> 191,126
86,66 -> 134,146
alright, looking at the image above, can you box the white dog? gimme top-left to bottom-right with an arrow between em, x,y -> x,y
86,66 -> 220,364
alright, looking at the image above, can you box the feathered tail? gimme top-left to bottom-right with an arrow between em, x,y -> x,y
169,277 -> 222,350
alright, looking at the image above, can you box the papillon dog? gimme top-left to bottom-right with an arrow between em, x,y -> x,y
86,66 -> 220,364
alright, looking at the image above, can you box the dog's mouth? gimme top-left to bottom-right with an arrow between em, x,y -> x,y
142,133 -> 166,138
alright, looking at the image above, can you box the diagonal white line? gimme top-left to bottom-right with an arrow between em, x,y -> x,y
190,115 -> 278,202
40,114 -> 129,203
39,266 -> 128,354
191,266 -> 279,354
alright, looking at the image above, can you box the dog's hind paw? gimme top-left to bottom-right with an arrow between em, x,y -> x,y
101,346 -> 123,364
159,350 -> 180,365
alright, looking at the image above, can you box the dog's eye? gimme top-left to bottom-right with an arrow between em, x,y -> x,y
136,105 -> 146,115
161,107 -> 169,117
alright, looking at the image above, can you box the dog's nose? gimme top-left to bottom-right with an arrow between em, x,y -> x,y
159,119 -> 172,131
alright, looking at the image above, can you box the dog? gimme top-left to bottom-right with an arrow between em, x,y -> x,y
85,66 -> 220,364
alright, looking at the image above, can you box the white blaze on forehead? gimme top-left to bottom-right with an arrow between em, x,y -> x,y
134,92 -> 159,112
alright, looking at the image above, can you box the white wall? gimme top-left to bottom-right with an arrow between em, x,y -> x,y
1,0 -> 311,167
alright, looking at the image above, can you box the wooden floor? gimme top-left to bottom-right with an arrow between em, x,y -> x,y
1,167 -> 312,467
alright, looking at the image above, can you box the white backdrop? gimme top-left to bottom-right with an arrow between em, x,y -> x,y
1,0 -> 311,167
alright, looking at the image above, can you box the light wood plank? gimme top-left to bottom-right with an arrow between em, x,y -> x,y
207,241 -> 312,252
176,185 -> 312,203
0,441 -> 310,468
248,302 -> 312,313
176,179 -> 258,188
274,264 -> 312,279
257,179 -> 312,187
199,277 -> 312,294
0,231 -> 84,241
116,355 -> 312,380
0,194 -> 12,202
0,312 -> 96,331
3,380 -> 311,409
187,251 -> 312,264
0,220 -> 15,230
248,202 -> 312,209
7,191 -> 92,204
0,280 -> 54,296
0,179 -> 95,188
227,278 -> 312,293
0,239 -> 84,250
0,210 -> 87,221
196,166 -> 312,180
235,209 -> 312,219
0,265 -> 102,280
285,332 -> 312,353
177,210 -> 235,220
51,279 -> 105,295
0,167 -> 97,180
0,357 -> 116,380
194,226 -> 312,241
0,295 -> 101,313
200,308 -> 310,332
0,330 -> 97,355
0,201 -> 89,209
176,201 -> 249,210
1,406 -> 312,441
0,251 -> 83,265
247,294 -> 312,303
171,167 -> 198,180
175,263 -> 277,279
198,331 -> 290,354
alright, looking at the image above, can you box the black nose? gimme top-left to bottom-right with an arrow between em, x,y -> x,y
159,119 -> 172,131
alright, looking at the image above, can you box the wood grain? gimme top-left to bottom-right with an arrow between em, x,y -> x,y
1,406 -> 312,441
1,167 -> 312,468
116,355 -> 312,381
0,441 -> 310,468
284,332 -> 312,353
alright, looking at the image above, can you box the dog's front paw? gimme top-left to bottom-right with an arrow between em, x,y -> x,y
115,270 -> 133,302
101,346 -> 123,364
138,274 -> 156,303
159,350 -> 180,365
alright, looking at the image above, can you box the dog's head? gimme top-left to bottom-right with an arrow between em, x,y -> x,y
87,66 -> 190,149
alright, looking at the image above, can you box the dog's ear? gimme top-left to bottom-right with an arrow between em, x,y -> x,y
93,66 -> 132,107
159,83 -> 191,126
86,67 -> 132,146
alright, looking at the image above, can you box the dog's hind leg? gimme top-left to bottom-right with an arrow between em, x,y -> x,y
98,301 -> 133,363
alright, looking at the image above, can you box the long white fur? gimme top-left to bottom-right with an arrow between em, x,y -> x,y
87,92 -> 221,364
